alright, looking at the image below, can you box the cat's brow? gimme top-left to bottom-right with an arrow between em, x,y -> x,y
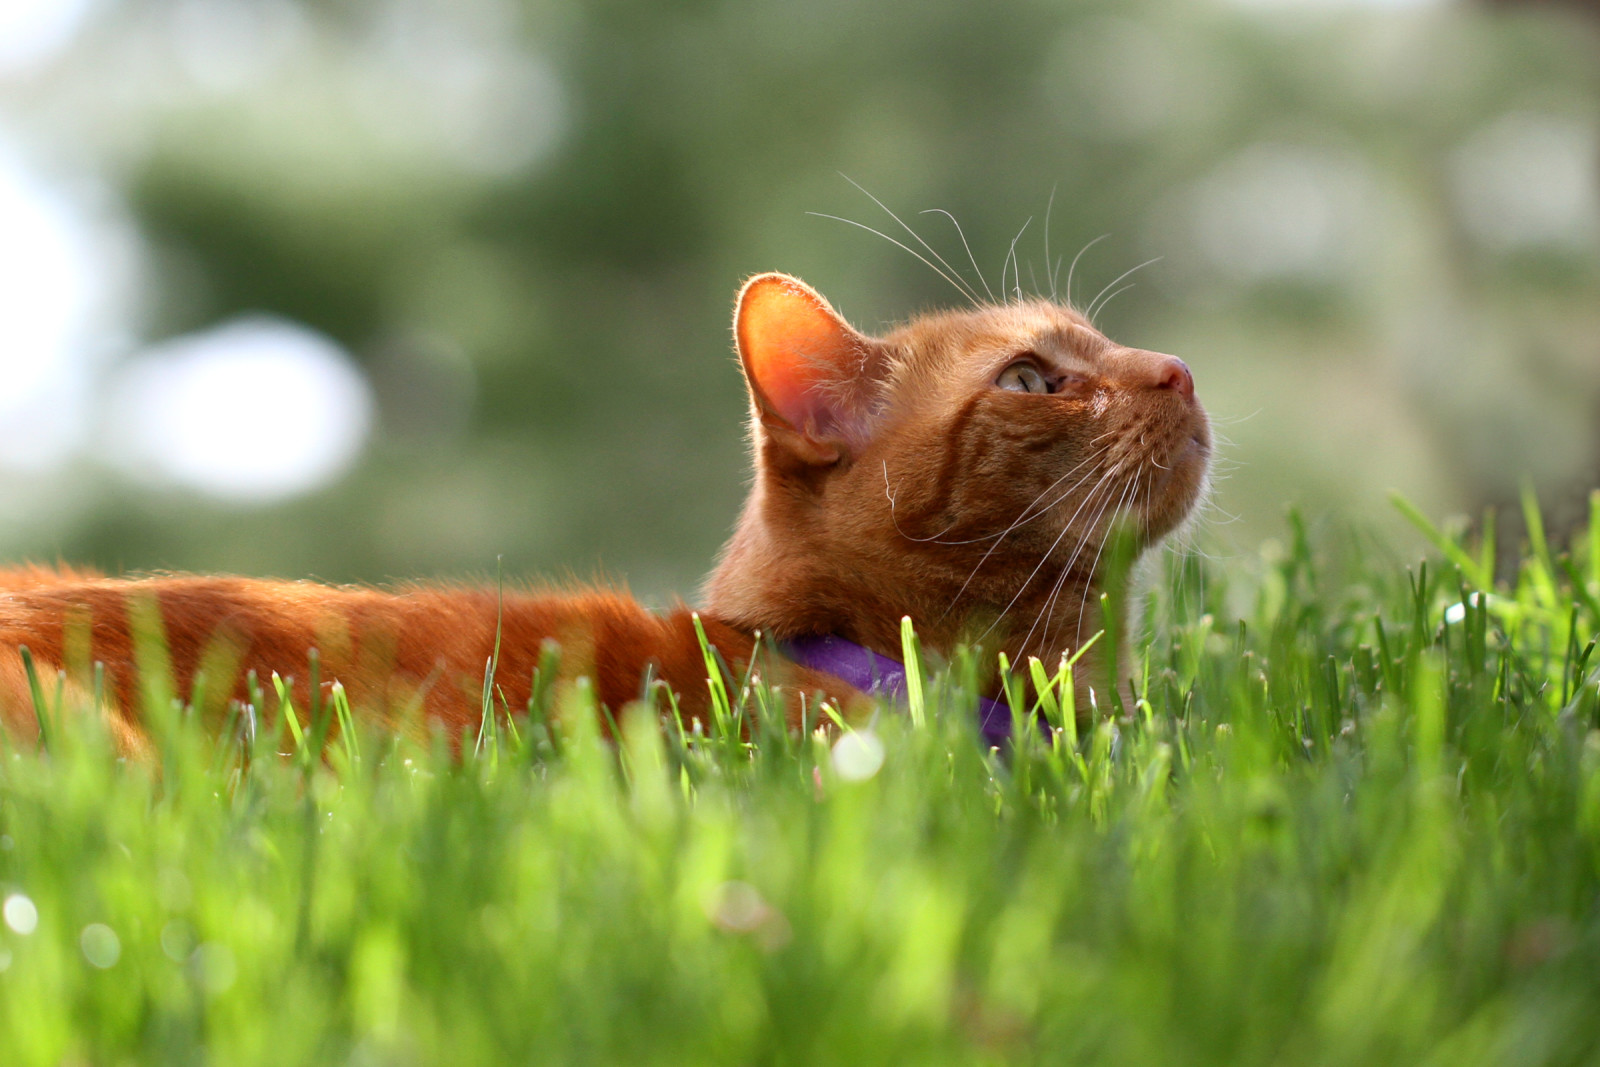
1030,324 -> 1107,367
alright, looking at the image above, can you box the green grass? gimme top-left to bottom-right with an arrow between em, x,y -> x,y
2,493 -> 1600,1065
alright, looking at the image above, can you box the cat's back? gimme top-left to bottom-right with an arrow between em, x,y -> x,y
0,563 -> 107,592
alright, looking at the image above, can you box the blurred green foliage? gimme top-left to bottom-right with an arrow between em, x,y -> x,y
1,0 -> 1596,592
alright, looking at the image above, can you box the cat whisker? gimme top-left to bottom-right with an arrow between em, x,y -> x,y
1026,567 -> 1070,662
1085,257 -> 1162,321
1040,469 -> 1135,655
936,444 -> 1119,618
1036,470 -> 1126,652
1029,487 -> 1117,658
1042,484 -> 1132,655
910,437 -> 1118,555
1171,531 -> 1229,565
1003,434 -> 1120,526
974,458 -> 1130,643
1043,184 -> 1058,302
808,212 -> 980,308
1088,283 -> 1137,324
1003,217 -> 1033,305
1063,234 -> 1109,311
1070,472 -> 1143,650
1209,408 -> 1261,428
982,466 -> 1124,639
881,461 -> 962,544
837,176 -> 985,306
918,208 -> 996,304
1164,498 -> 1209,627
1030,513 -> 1096,659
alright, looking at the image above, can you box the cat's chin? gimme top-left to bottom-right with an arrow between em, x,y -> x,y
1136,436 -> 1210,542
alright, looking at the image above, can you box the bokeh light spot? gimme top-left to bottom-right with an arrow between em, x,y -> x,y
3,893 -> 38,935
1451,112 -> 1600,252
0,0 -> 94,74
106,317 -> 374,503
1189,143 -> 1379,283
79,923 -> 121,969
831,730 -> 885,782
0,146 -> 100,469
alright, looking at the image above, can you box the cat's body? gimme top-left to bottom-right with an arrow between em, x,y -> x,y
0,273 -> 1208,751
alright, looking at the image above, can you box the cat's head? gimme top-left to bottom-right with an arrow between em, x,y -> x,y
707,272 -> 1210,663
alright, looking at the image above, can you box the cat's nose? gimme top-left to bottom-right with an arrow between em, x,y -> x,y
1153,356 -> 1194,399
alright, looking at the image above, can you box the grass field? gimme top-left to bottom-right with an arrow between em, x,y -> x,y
2,493 -> 1599,1066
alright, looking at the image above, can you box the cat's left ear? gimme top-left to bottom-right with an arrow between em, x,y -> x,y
734,273 -> 888,465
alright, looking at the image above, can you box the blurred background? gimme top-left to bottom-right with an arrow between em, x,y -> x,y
0,0 -> 1595,600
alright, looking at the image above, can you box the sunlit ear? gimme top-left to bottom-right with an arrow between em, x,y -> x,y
734,273 -> 885,465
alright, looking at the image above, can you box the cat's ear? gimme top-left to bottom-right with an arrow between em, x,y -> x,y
734,273 -> 887,466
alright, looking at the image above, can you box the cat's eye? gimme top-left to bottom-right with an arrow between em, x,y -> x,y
996,361 -> 1051,395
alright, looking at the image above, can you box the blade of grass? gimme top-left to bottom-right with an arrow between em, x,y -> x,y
900,616 -> 926,730
1521,480 -> 1559,614
1391,491 -> 1490,590
273,672 -> 306,752
690,613 -> 733,742
476,556 -> 506,758
18,646 -> 51,751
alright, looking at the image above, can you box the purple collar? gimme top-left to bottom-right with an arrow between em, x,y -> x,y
780,633 -> 1049,748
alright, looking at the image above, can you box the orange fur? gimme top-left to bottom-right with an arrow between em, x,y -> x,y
0,272 -> 1208,750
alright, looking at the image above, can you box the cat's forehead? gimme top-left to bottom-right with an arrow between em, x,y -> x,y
885,300 -> 1109,370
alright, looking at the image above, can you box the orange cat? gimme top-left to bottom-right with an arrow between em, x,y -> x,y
0,273 -> 1208,753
